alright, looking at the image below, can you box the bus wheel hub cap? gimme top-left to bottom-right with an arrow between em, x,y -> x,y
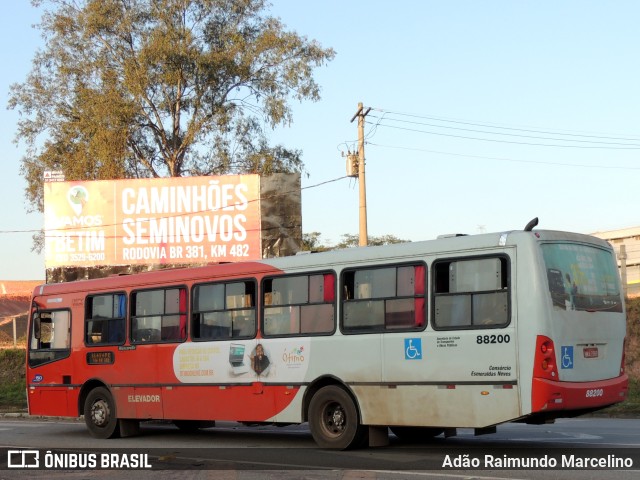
92,400 -> 109,426
331,407 -> 344,429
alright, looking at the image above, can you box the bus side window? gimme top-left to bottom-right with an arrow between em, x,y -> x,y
132,317 -> 161,342
342,264 -> 426,333
35,314 -> 53,349
49,311 -> 70,349
474,291 -> 508,326
433,257 -> 509,330
28,309 -> 71,367
263,273 -> 336,337
192,280 -> 256,341
434,295 -> 471,328
85,293 -> 126,346
132,287 -> 187,344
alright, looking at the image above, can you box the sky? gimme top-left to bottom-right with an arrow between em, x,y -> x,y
2,1 -> 640,280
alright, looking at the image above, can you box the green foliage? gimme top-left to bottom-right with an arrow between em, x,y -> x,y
334,233 -> 410,249
0,349 -> 26,409
625,297 -> 640,379
0,381 -> 27,409
10,0 -> 335,218
0,349 -> 25,380
301,232 -> 410,251
301,231 -> 331,252
600,298 -> 640,415
601,378 -> 640,416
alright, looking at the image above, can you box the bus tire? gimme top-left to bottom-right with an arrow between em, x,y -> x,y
390,426 -> 444,443
308,385 -> 366,450
84,387 -> 120,439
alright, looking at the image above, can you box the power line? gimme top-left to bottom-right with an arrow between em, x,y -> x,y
371,107 -> 640,142
367,143 -> 640,170
367,114 -> 640,148
0,175 -> 349,236
368,122 -> 640,150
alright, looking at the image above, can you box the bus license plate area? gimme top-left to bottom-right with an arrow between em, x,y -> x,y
583,347 -> 599,359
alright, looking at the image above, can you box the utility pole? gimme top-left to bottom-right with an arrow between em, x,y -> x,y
350,102 -> 371,246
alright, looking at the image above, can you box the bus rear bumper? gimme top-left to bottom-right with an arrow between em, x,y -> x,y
531,374 -> 628,413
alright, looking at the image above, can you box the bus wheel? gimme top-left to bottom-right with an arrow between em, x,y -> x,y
390,426 -> 444,443
84,387 -> 120,439
309,385 -> 366,450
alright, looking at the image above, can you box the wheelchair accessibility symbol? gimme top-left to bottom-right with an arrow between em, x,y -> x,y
404,338 -> 422,360
561,346 -> 574,369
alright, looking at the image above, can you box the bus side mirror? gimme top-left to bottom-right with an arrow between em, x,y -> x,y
32,305 -> 41,340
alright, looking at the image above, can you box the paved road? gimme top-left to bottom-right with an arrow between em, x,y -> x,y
1,416 -> 639,479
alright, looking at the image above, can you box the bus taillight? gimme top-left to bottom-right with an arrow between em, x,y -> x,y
534,335 -> 558,380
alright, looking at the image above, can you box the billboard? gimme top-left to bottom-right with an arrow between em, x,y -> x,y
44,175 -> 262,268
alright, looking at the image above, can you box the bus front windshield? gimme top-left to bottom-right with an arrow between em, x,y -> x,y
541,243 -> 623,313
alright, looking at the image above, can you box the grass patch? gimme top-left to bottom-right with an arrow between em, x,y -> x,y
599,378 -> 640,416
0,348 -> 27,410
0,381 -> 26,409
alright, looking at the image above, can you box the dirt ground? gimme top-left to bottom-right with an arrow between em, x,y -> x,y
0,295 -> 29,344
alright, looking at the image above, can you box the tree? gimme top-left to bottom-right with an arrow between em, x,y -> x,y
301,232 -> 409,251
334,233 -> 409,249
301,231 -> 330,252
10,0 -> 335,215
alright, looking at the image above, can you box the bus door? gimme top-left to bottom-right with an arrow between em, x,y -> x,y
27,307 -> 74,416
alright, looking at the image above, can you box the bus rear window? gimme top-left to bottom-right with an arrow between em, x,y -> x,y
541,243 -> 622,313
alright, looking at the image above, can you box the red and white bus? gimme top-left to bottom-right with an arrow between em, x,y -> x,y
26,224 -> 628,449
